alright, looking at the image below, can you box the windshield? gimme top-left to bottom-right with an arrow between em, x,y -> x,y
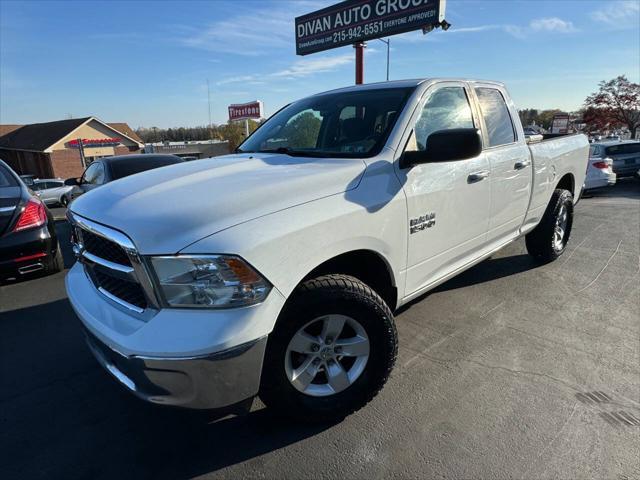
238,87 -> 415,158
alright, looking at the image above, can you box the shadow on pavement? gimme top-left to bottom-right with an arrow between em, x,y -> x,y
0,298 -> 329,480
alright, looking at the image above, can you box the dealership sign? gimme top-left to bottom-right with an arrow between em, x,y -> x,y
295,0 -> 446,55
228,101 -> 264,122
68,138 -> 121,148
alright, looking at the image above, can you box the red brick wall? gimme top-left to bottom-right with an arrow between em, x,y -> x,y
115,146 -> 140,155
50,149 -> 85,179
50,146 -> 140,178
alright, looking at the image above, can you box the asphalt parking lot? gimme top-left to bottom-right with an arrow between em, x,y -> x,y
1,180 -> 639,480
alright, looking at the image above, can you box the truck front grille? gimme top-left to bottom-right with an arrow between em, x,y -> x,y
69,213 -> 157,314
81,228 -> 132,266
94,270 -> 148,309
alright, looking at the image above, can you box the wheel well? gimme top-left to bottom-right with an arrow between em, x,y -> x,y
556,173 -> 575,195
302,250 -> 397,310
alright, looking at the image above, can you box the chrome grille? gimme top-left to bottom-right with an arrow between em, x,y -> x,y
81,229 -> 132,266
94,270 -> 147,310
69,212 -> 158,314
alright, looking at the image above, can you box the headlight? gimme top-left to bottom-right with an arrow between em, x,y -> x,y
150,255 -> 271,308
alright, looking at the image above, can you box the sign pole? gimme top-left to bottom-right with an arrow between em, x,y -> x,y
354,42 -> 365,85
245,119 -> 250,138
77,138 -> 86,169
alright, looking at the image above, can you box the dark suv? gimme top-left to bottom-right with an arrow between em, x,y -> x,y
65,154 -> 184,200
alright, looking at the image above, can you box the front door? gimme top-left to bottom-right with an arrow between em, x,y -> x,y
396,82 -> 492,297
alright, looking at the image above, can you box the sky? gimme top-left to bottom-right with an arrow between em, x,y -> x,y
1,0 -> 639,128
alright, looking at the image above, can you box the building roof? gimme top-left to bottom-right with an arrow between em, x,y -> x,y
107,123 -> 143,144
0,125 -> 23,137
0,118 -> 90,151
0,118 -> 142,152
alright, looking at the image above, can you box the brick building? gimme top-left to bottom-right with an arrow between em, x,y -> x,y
0,117 -> 144,178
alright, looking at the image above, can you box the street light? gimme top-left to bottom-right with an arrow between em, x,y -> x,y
378,38 -> 390,82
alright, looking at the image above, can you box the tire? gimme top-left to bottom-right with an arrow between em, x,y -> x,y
260,274 -> 397,423
60,195 -> 69,207
525,188 -> 573,263
47,245 -> 64,274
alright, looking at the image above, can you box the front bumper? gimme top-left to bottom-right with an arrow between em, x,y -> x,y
84,327 -> 267,409
66,261 -> 286,409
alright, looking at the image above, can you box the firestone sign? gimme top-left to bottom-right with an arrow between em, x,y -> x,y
68,138 -> 120,148
295,0 -> 446,55
228,101 -> 264,122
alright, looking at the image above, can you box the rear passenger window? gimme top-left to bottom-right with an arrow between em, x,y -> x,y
475,88 -> 515,147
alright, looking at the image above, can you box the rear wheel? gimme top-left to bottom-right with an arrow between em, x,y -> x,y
260,274 -> 397,423
525,189 -> 573,263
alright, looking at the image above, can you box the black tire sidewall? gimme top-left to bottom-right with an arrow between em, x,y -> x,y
260,275 -> 397,422
526,189 -> 573,262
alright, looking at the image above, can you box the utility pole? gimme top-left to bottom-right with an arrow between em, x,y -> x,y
207,78 -> 213,142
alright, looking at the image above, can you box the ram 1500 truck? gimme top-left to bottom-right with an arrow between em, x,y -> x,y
66,79 -> 588,422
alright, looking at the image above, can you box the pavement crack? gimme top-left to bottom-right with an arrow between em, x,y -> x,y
576,240 -> 622,293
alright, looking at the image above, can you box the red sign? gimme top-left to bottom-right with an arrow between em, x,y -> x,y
228,101 -> 263,122
68,138 -> 121,148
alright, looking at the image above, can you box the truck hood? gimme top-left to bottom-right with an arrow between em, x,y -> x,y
70,153 -> 366,254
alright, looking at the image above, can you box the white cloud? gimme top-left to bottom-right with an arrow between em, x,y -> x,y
178,1 -> 327,56
591,1 -> 640,28
217,75 -> 259,86
271,53 -> 353,78
529,17 -> 578,33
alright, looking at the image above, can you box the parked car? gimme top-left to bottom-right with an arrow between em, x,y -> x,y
65,154 -> 184,200
584,144 -> 616,191
19,174 -> 36,186
31,178 -> 74,207
592,141 -> 640,178
0,159 -> 62,281
66,79 -> 588,422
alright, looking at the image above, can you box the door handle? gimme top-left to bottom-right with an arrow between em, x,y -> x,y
514,160 -> 531,170
467,170 -> 490,183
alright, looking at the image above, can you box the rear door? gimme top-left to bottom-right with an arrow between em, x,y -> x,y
473,85 -> 532,245
0,164 -> 22,236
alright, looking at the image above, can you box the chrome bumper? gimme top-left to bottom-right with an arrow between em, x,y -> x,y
85,328 -> 267,409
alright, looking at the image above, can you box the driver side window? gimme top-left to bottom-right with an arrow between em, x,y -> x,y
82,163 -> 104,185
409,86 -> 474,151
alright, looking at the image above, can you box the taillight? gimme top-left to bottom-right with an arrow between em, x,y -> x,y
13,198 -> 47,232
592,161 -> 609,169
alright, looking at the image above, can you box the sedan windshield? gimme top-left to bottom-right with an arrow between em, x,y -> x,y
238,87 -> 415,158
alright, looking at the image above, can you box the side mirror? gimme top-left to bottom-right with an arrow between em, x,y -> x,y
64,177 -> 79,186
403,128 -> 482,167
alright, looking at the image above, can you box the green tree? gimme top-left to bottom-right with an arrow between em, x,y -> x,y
280,112 -> 321,148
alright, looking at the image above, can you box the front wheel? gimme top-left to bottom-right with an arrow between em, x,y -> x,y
525,188 -> 574,263
260,274 -> 397,423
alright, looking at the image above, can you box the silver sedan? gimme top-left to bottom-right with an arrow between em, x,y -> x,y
31,179 -> 74,207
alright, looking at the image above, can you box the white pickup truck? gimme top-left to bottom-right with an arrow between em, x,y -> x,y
66,79 -> 588,422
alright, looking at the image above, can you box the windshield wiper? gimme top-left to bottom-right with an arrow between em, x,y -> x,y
257,147 -> 326,157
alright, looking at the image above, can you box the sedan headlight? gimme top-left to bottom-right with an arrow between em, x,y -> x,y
150,255 -> 271,308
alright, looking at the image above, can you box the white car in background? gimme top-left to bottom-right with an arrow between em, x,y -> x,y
31,178 -> 74,207
584,144 -> 616,191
